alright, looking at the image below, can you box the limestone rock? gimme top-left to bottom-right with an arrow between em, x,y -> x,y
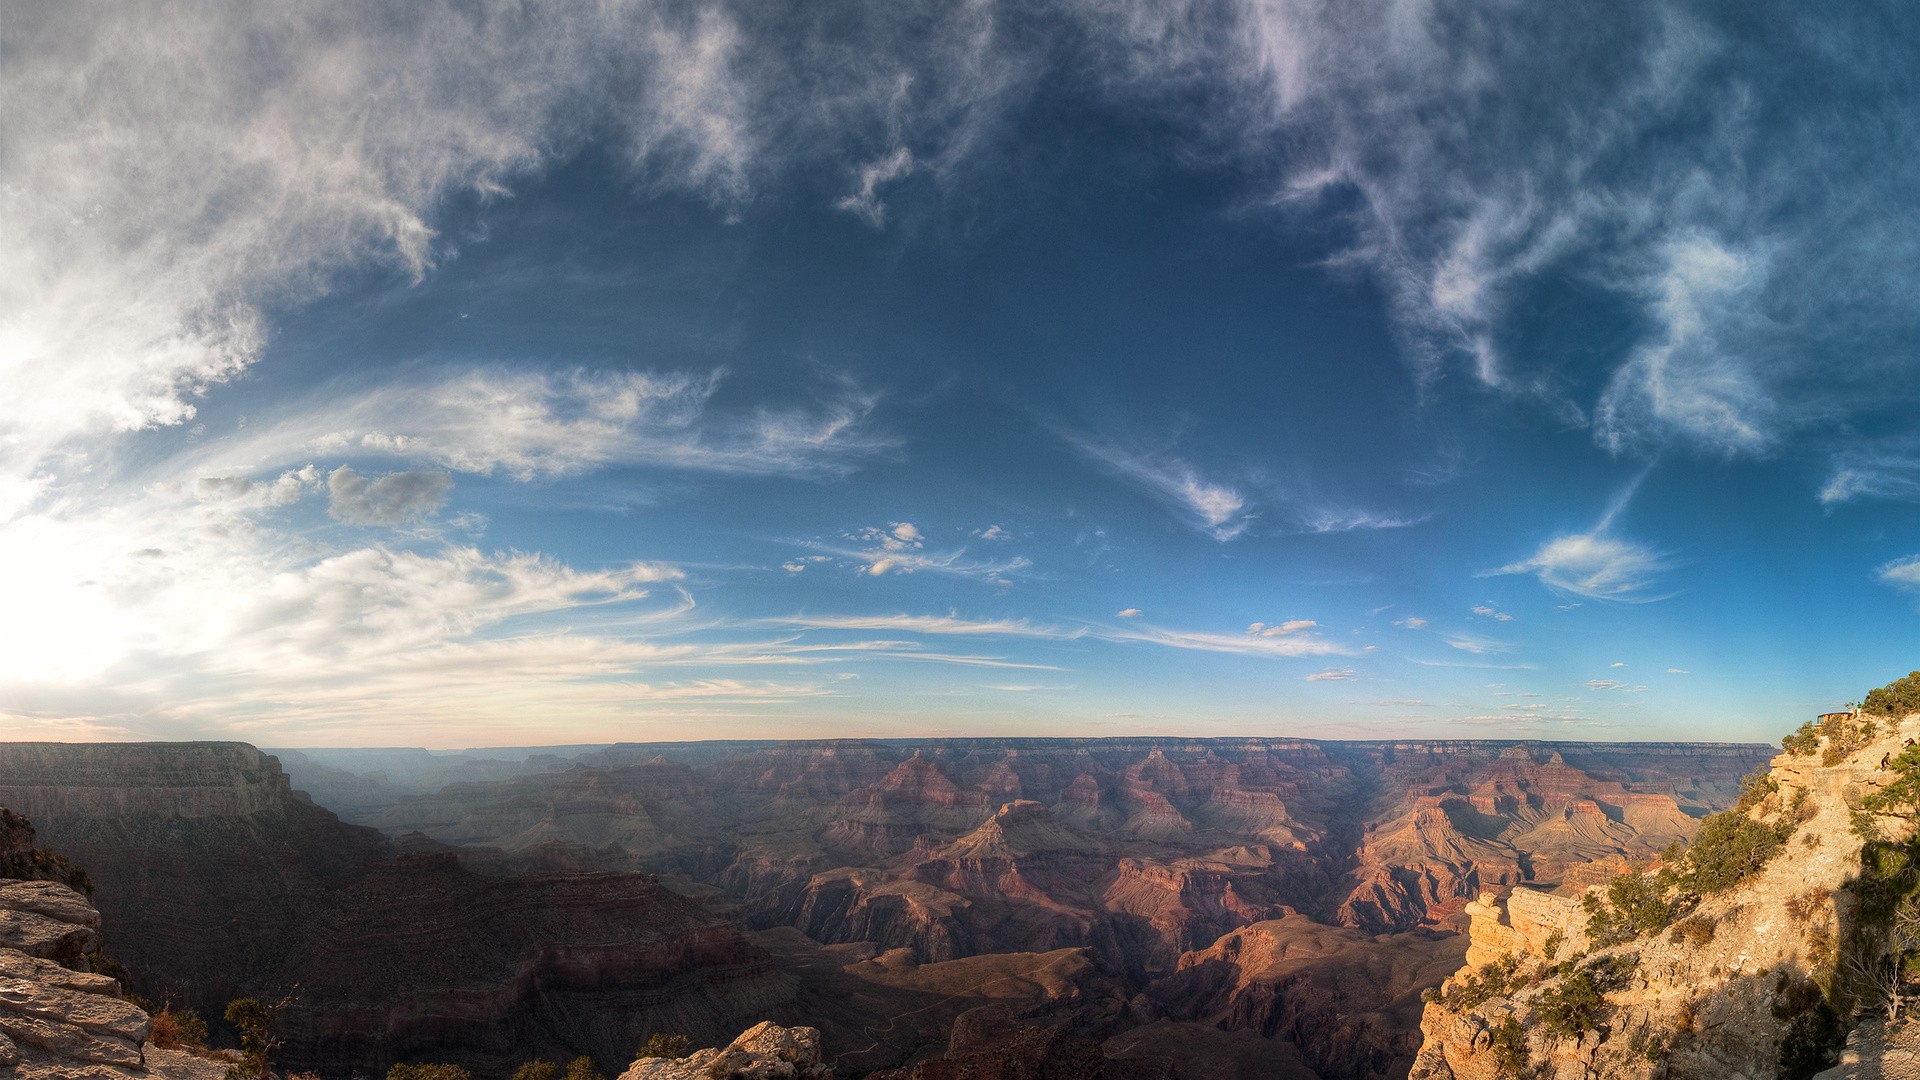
1411,710 -> 1920,1080
618,1021 -> 833,1080
0,821 -> 219,1080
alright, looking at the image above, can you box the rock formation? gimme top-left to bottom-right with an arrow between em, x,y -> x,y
616,1021 -> 832,1080
1409,707 -> 1920,1080
0,811 -> 224,1080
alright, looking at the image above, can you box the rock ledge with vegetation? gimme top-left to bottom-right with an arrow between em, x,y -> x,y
1410,671 -> 1920,1080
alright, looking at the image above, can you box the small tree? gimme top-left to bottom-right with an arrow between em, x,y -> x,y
564,1057 -> 603,1080
634,1034 -> 690,1060
511,1063 -> 559,1080
1863,672 -> 1920,719
151,1005 -> 211,1050
387,1066 -> 470,1080
224,998 -> 281,1080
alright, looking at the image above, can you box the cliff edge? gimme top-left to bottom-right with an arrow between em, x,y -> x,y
0,808 -> 224,1080
1410,685 -> 1920,1080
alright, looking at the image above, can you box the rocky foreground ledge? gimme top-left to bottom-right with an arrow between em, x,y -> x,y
1,815 -> 223,1080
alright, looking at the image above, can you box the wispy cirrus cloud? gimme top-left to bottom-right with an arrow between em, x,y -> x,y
196,367 -> 890,484
799,522 -> 1034,584
1066,438 -> 1252,540
1487,532 -> 1672,602
1485,470 -> 1672,601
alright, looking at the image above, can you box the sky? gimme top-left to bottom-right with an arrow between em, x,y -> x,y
2,0 -> 1917,748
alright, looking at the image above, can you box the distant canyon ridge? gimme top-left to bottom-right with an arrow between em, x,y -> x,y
0,738 -> 1772,1080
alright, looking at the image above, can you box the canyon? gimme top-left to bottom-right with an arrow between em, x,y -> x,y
0,737 -> 1770,1079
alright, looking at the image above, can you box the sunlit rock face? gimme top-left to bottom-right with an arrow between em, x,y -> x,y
1407,714 -> 1919,1080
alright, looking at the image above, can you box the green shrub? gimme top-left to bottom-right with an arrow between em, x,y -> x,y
1863,672 -> 1920,718
634,1034 -> 690,1060
1542,930 -> 1564,961
1681,810 -> 1792,894
1782,722 -> 1820,756
1585,872 -> 1677,945
564,1057 -> 603,1080
511,1063 -> 559,1080
223,998 -> 279,1080
1442,953 -> 1527,1010
388,1066 -> 471,1080
1821,714 -> 1870,766
1488,1014 -> 1528,1075
1865,746 -> 1920,822
1735,771 -> 1781,813
1535,969 -> 1605,1039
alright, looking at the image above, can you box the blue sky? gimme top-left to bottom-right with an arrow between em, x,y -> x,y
2,0 -> 1916,746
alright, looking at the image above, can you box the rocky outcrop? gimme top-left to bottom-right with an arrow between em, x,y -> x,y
617,1021 -> 832,1080
1459,888 -> 1587,969
0,813 -> 225,1080
1409,710 -> 1920,1080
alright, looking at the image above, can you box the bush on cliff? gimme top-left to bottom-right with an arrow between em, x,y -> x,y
634,1034 -> 691,1059
1534,969 -> 1605,1039
1679,807 -> 1792,895
1488,1014 -> 1528,1075
564,1056 -> 604,1080
1864,671 -> 1920,718
388,1066 -> 470,1080
1585,871 -> 1678,945
150,1006 -> 210,1050
224,997 -> 284,1080
511,1063 -> 558,1080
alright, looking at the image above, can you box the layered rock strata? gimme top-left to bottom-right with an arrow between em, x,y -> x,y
1410,711 -> 1920,1080
0,815 -> 224,1080
617,1021 -> 832,1080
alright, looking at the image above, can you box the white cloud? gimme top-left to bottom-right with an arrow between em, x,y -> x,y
206,367 -> 889,483
1824,444 -> 1920,507
1102,623 -> 1348,659
1610,661 -> 1627,668
1392,616 -> 1429,629
757,613 -> 1080,639
1248,619 -> 1317,637
835,146 -> 915,226
326,467 -> 453,526
1486,532 -> 1672,602
1879,556 -> 1920,593
1471,604 -> 1514,622
1116,608 -> 1144,618
1298,509 -> 1428,534
1306,668 -> 1357,682
1441,633 -> 1513,656
1586,679 -> 1648,692
1668,668 -> 1690,675
975,524 -> 1011,541
1065,438 -> 1252,540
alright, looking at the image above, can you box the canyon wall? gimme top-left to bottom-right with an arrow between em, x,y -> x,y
0,743 -> 794,1078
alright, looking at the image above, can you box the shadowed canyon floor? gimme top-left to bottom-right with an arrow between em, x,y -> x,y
0,739 -> 1770,1078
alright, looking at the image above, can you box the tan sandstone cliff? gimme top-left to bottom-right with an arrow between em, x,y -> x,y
1409,707 -> 1920,1080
